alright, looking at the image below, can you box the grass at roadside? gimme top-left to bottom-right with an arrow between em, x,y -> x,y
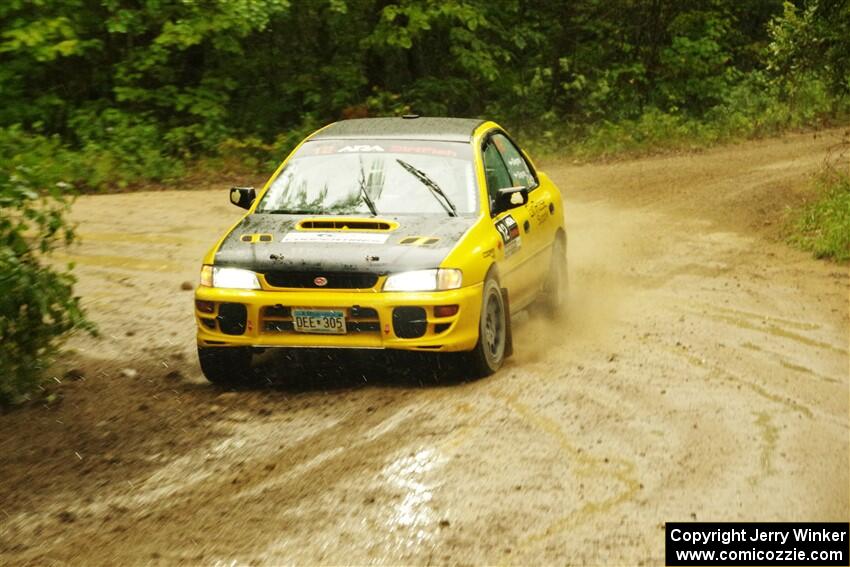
789,163 -> 850,262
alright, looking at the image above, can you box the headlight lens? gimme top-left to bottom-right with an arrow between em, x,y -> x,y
383,269 -> 462,292
200,265 -> 260,290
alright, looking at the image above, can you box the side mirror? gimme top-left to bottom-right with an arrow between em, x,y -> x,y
495,186 -> 528,213
230,187 -> 256,210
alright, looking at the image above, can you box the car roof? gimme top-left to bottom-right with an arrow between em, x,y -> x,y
310,117 -> 486,143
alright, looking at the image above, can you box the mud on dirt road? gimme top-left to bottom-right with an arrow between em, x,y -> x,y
1,130 -> 847,565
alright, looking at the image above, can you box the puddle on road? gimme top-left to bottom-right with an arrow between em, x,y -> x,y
381,448 -> 446,535
370,401 -> 494,549
237,398 -> 488,563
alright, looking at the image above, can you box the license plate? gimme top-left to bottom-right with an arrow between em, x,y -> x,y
292,309 -> 347,334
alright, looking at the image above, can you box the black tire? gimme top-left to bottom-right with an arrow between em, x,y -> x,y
463,274 -> 507,377
540,237 -> 568,319
197,346 -> 253,386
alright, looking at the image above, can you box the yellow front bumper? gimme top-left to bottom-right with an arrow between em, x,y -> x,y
194,284 -> 483,352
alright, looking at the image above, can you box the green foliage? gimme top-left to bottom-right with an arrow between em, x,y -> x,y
68,108 -> 184,188
767,1 -> 850,97
523,70 -> 844,160
0,126 -> 83,187
658,11 -> 738,113
0,167 -> 94,405
0,0 -> 847,179
791,164 -> 850,261
0,122 -> 182,191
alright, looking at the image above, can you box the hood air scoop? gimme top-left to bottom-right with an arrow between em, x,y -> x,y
297,218 -> 397,231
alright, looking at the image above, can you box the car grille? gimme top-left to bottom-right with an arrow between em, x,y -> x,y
260,305 -> 381,335
263,271 -> 379,289
263,320 -> 380,333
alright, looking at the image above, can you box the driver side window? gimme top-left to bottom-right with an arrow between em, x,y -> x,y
491,133 -> 535,189
482,138 -> 513,214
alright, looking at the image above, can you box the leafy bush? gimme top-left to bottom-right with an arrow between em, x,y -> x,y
0,120 -> 183,193
0,126 -> 86,187
69,108 -> 184,189
791,164 -> 850,261
0,168 -> 93,405
523,73 -> 845,161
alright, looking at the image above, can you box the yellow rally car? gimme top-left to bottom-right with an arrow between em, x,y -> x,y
195,117 -> 566,384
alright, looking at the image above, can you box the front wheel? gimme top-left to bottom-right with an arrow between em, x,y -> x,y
463,275 -> 507,377
197,346 -> 253,386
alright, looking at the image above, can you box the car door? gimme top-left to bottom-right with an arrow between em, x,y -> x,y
489,132 -> 554,294
481,134 -> 538,309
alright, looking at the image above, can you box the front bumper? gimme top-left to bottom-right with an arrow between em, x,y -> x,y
194,284 -> 483,352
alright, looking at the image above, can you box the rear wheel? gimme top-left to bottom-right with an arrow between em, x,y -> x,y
463,274 -> 507,377
197,346 -> 253,386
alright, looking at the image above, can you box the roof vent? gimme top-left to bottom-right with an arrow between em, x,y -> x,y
402,114 -> 420,120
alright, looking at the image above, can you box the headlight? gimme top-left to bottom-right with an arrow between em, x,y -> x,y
200,265 -> 260,290
383,269 -> 462,292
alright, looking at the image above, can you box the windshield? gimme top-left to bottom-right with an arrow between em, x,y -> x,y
256,139 -> 478,215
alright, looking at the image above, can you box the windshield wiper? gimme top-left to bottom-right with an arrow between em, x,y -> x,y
395,159 -> 457,217
358,159 -> 378,216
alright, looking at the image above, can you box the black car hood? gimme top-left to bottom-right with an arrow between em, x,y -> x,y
214,214 -> 476,274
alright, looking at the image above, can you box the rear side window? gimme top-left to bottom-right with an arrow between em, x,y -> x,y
491,133 -> 536,189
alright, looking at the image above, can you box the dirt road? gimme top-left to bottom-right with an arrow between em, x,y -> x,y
1,130 -> 847,565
